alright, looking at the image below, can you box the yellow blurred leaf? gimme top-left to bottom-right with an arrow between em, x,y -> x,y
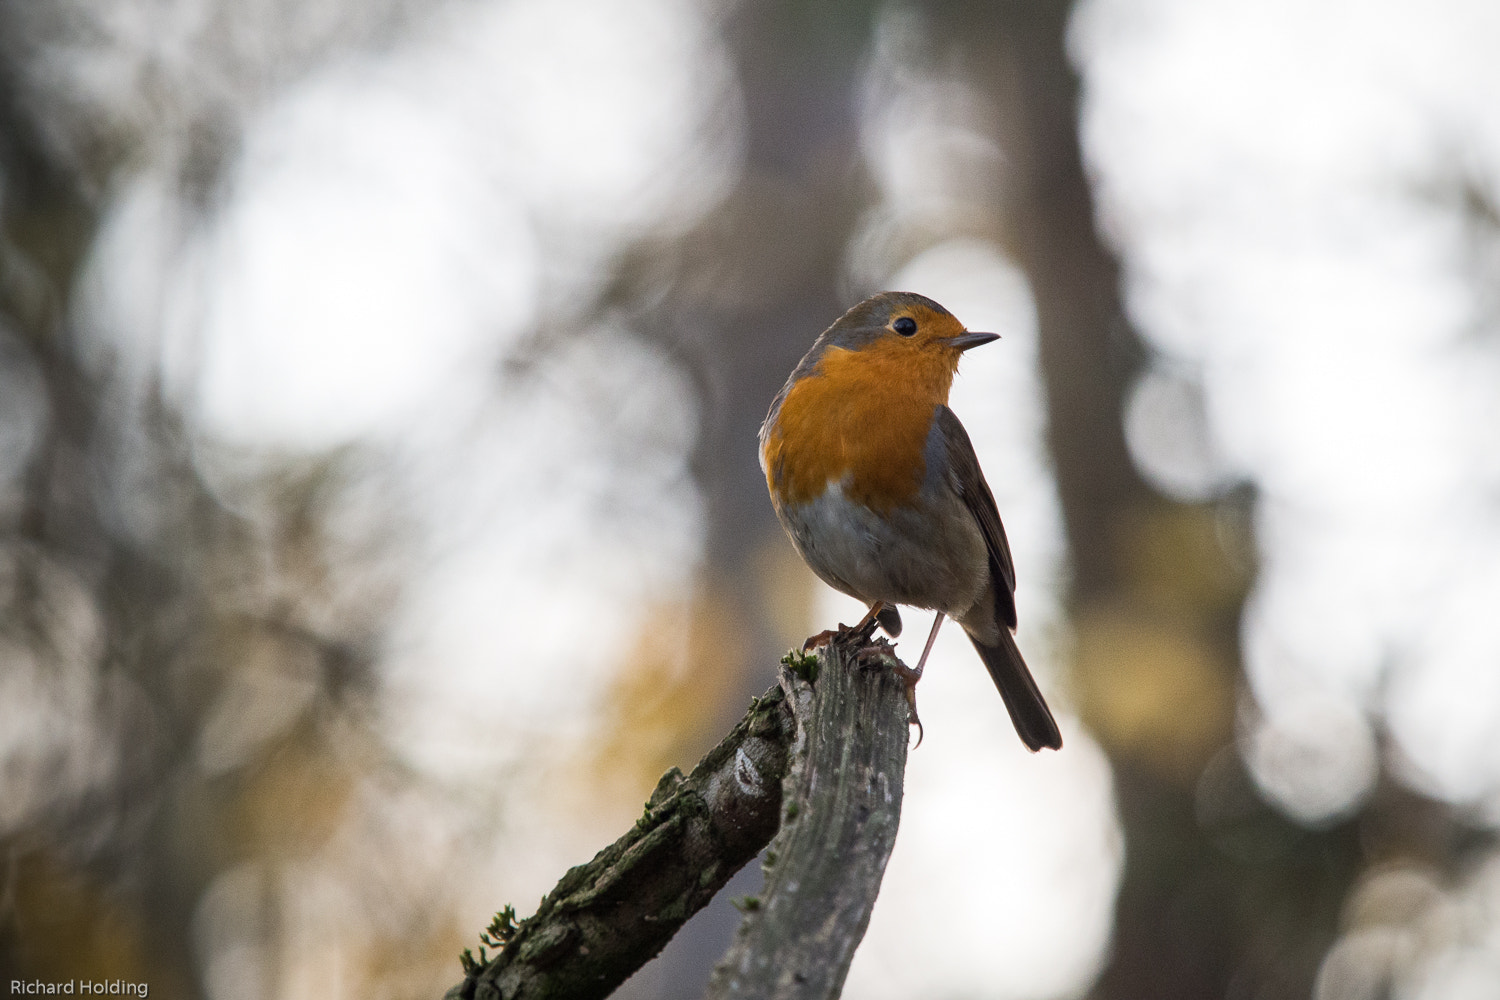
1073,602 -> 1234,783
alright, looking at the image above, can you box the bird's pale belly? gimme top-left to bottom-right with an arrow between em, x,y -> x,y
775,479 -> 990,618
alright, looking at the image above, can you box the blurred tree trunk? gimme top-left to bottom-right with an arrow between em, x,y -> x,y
926,2 -> 1359,998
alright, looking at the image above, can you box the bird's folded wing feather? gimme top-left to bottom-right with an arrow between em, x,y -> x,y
935,405 -> 1018,630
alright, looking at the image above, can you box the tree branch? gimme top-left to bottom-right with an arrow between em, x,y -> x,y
445,637 -> 912,1000
705,641 -> 911,999
446,685 -> 794,1000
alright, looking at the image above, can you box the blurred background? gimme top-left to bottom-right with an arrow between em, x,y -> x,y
2,0 -> 1499,998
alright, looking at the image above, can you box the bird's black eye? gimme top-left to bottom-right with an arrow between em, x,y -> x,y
893,317 -> 917,337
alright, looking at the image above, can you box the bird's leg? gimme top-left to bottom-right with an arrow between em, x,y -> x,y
802,600 -> 889,651
911,610 -> 945,683
902,612 -> 944,745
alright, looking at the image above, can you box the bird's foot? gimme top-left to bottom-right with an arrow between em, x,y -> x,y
801,601 -> 900,651
801,627 -> 842,652
801,620 -> 879,652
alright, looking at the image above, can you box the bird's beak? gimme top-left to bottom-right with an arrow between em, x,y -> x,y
946,331 -> 1000,351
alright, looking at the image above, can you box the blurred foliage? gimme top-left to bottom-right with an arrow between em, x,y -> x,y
587,587 -> 749,810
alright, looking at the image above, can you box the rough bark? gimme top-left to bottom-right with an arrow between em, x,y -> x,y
705,640 -> 911,1000
446,686 -> 794,1000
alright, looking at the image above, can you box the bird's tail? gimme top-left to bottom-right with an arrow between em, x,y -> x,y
968,628 -> 1062,752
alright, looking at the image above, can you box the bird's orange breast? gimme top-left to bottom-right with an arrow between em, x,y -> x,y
763,339 -> 959,515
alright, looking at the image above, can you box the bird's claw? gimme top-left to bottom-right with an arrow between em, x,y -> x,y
802,612 -> 887,652
847,616 -> 882,648
801,627 -> 843,651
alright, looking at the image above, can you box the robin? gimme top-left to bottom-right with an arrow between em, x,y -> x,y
760,291 -> 1062,752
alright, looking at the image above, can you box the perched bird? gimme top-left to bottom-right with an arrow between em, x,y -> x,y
759,291 -> 1061,752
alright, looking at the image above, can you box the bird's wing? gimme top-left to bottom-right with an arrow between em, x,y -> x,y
935,405 -> 1018,629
